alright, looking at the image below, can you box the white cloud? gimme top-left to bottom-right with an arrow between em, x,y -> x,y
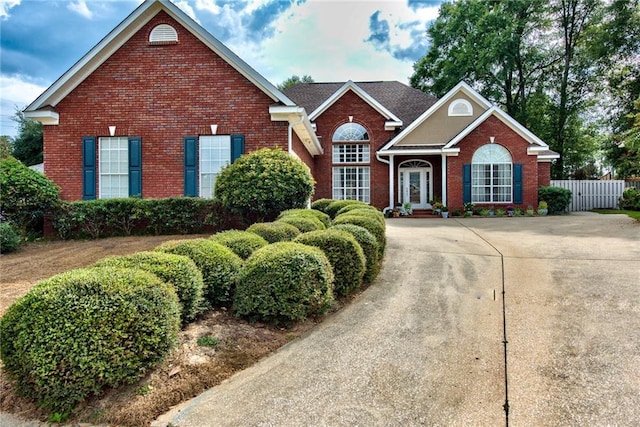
174,0 -> 200,24
0,75 -> 48,137
194,0 -> 220,15
67,0 -> 93,19
0,0 -> 20,20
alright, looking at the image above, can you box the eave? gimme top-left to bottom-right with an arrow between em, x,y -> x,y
23,109 -> 59,125
270,106 -> 323,156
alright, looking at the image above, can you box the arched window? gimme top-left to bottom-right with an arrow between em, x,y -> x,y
471,144 -> 512,203
332,123 -> 370,203
332,123 -> 369,141
448,99 -> 473,116
149,24 -> 178,43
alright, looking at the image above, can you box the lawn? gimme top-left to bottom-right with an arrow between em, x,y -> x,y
591,209 -> 640,221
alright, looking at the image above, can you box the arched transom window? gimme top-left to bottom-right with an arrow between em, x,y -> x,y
448,99 -> 473,116
332,123 -> 369,141
471,144 -> 512,203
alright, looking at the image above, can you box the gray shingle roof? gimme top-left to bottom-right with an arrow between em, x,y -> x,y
283,81 -> 437,127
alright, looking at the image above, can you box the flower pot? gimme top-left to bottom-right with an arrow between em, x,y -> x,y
537,208 -> 548,216
442,212 -> 449,218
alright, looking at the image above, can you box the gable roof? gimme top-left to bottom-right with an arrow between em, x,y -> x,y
284,81 -> 437,127
24,0 -> 293,114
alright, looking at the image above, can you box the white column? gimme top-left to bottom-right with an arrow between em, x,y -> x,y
441,154 -> 447,206
388,155 -> 395,209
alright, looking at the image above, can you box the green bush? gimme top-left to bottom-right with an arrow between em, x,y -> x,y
94,251 -> 205,324
538,186 -> 572,214
335,203 -> 380,216
210,230 -> 269,259
325,199 -> 367,219
310,198 -> 335,213
331,223 -> 379,284
215,148 -> 315,223
145,197 -> 229,235
0,221 -> 22,254
278,208 -> 331,228
155,239 -> 243,307
233,242 -> 334,324
336,208 -> 385,228
294,229 -> 366,296
276,215 -> 325,232
0,157 -> 60,235
333,214 -> 386,258
246,221 -> 300,243
0,267 -> 180,413
619,187 -> 640,211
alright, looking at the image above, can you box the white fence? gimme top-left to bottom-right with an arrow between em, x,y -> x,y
550,180 -> 626,211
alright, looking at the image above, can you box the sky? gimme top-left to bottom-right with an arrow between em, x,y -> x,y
0,0 -> 444,138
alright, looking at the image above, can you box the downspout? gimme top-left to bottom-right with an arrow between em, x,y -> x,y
441,153 -> 447,206
376,151 -> 393,210
288,116 -> 305,155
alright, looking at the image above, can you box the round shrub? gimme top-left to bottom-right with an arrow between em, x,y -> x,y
0,267 -> 180,413
538,186 -> 572,214
234,242 -> 334,324
310,198 -> 335,213
276,215 -> 325,232
331,223 -> 379,284
333,214 -> 386,258
214,148 -> 315,223
294,229 -> 366,296
246,221 -> 300,243
210,230 -> 269,259
335,203 -> 380,216
278,208 -> 331,228
0,221 -> 22,254
619,187 -> 640,211
336,208 -> 386,228
325,199 -> 367,218
155,239 -> 243,307
94,251 -> 205,324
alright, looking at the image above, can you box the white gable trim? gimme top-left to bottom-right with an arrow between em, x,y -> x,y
269,106 -> 323,156
378,81 -> 492,152
309,81 -> 402,126
25,0 -> 293,113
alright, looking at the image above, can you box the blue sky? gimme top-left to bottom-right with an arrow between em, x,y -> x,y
0,0 -> 444,137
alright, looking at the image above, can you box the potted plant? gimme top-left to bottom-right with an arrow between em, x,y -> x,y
402,202 -> 413,216
506,205 -> 515,217
441,206 -> 449,218
537,201 -> 548,216
463,202 -> 475,216
526,205 -> 534,216
431,201 -> 443,215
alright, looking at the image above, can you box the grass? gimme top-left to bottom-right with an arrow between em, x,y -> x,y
591,209 -> 640,220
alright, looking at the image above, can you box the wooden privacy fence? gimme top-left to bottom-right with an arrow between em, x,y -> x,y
550,180 -> 626,211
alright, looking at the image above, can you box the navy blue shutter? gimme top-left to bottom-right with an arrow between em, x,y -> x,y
463,164 -> 471,204
82,136 -> 96,200
128,137 -> 142,197
513,163 -> 523,205
230,134 -> 245,163
184,137 -> 198,196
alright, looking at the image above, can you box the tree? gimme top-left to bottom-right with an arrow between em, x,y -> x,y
11,108 -> 43,166
0,136 -> 12,159
277,75 -> 314,91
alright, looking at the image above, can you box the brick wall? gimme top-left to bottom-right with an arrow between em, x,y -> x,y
310,90 -> 394,209
44,11 -> 290,201
446,115 -> 541,210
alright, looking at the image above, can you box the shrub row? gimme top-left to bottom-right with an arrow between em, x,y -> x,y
52,197 -> 231,240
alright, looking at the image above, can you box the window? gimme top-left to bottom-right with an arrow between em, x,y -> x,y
99,137 -> 129,199
332,144 -> 370,163
199,135 -> 230,198
149,24 -> 178,43
448,99 -> 473,116
333,167 -> 370,203
471,144 -> 512,203
332,123 -> 369,141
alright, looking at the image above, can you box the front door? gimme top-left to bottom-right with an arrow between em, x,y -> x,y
400,168 -> 430,209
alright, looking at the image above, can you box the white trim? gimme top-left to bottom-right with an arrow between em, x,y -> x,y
23,110 -> 59,125
25,0 -> 294,113
448,98 -> 473,116
269,105 -> 322,156
309,80 -> 402,125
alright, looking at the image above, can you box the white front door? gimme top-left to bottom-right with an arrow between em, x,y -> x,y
400,168 -> 430,209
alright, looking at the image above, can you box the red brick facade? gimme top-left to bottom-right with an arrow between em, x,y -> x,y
45,11 -> 289,201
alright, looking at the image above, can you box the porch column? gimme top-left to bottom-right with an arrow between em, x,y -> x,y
388,154 -> 395,208
441,153 -> 447,206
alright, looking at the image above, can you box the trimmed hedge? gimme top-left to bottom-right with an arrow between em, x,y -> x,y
155,239 -> 243,307
94,251 -> 205,324
0,267 -> 180,413
336,208 -> 385,227
325,199 -> 367,219
0,221 -> 22,254
233,242 -> 334,324
210,230 -> 269,259
246,221 -> 300,243
538,186 -> 572,214
335,203 -> 380,216
310,198 -> 335,213
333,214 -> 386,258
277,208 -> 331,228
276,215 -> 325,232
331,223 -> 379,284
294,229 -> 366,296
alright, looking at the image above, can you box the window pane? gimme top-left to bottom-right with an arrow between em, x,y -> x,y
99,137 -> 129,199
199,136 -> 231,198
332,144 -> 370,163
332,166 -> 370,203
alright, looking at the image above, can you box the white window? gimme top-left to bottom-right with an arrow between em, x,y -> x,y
333,144 -> 370,163
199,135 -> 230,198
333,166 -> 370,203
448,99 -> 473,116
149,24 -> 178,43
332,122 -> 369,141
99,137 -> 128,199
472,144 -> 512,203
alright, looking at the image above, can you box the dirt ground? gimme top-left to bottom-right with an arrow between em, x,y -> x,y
0,235 -> 319,426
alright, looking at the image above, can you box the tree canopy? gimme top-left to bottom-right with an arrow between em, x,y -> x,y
11,108 -> 43,167
277,75 -> 314,91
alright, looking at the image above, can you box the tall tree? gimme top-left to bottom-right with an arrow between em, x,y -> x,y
278,75 -> 314,91
11,108 -> 43,166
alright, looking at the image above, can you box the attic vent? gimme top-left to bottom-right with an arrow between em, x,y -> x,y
149,24 -> 178,44
448,99 -> 473,116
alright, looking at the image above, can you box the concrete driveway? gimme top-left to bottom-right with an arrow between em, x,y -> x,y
144,214 -> 636,426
